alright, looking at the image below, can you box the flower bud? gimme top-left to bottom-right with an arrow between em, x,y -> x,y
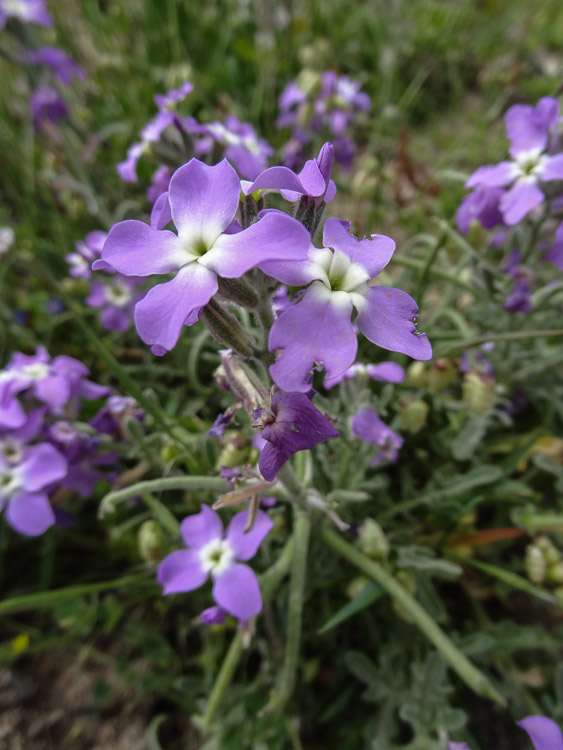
399,399 -> 429,434
537,536 -> 561,566
200,299 -> 254,358
347,576 -> 370,600
358,519 -> 389,559
138,520 -> 165,564
428,359 -> 458,392
525,543 -> 547,584
217,277 -> 260,309
462,371 -> 495,415
546,561 -> 563,585
406,361 -> 427,388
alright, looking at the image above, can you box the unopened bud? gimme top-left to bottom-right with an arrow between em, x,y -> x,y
347,576 -> 370,600
546,561 -> 563,585
536,536 -> 561,566
525,543 -> 547,584
200,299 -> 254,358
219,350 -> 267,412
428,359 -> 458,392
217,277 -> 260,309
138,520 -> 165,564
358,519 -> 389,559
399,399 -> 429,434
462,371 -> 495,415
406,361 -> 427,388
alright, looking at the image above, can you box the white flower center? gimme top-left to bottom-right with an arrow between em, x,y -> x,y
22,363 -> 50,380
0,464 -> 21,499
2,0 -> 30,19
0,227 -> 15,255
0,438 -> 24,465
514,148 -> 547,181
105,282 -> 133,307
199,538 -> 235,576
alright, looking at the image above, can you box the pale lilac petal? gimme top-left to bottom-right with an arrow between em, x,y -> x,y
213,563 -> 262,620
95,220 -> 184,276
269,284 -> 357,392
322,217 -> 395,277
168,159 -> 240,239
516,716 -> 563,750
500,181 -> 544,225
466,162 -> 517,188
34,375 -> 71,410
506,99 -> 558,157
180,505 -> 223,549
157,549 -> 207,594
357,286 -> 432,360
150,191 -> 172,230
20,444 -> 67,491
226,509 -> 273,561
244,165 -> 319,196
202,211 -> 311,278
134,264 -> 218,353
367,362 -> 406,383
6,492 -> 55,536
538,154 -> 563,182
0,399 -> 26,429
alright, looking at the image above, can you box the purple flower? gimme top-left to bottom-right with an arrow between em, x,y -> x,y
204,116 -> 273,180
0,0 -> 53,28
266,217 -> 432,393
200,605 -> 228,625
466,98 -> 563,225
28,47 -> 85,84
253,390 -> 339,481
30,85 -> 68,132
66,231 -> 108,280
352,409 -> 403,465
545,222 -> 563,270
147,165 -> 173,204
455,186 -> 505,234
117,111 -> 175,182
504,250 -> 533,314
95,158 -> 311,355
153,81 -> 193,111
0,443 -> 67,535
325,361 -> 405,389
243,142 -> 336,206
157,505 -> 273,621
86,276 -> 142,332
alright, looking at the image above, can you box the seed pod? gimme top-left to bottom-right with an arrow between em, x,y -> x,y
138,520 -> 165,565
462,371 -> 495,415
399,399 -> 429,434
358,519 -> 389,559
525,543 -> 547,584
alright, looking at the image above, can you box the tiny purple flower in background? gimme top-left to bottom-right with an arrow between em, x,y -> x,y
325,361 -> 405,389
0,0 -> 53,29
95,158 -> 311,355
465,97 -> 563,226
117,110 -> 176,182
503,250 -> 533,314
253,390 -> 339,481
30,85 -> 68,132
158,505 -> 273,621
266,216 -> 431,393
147,165 -> 173,204
0,443 -> 66,535
352,409 -> 403,466
448,716 -> 563,750
0,226 -> 15,256
28,47 -> 85,85
204,116 -> 273,180
66,230 -> 109,280
86,276 -> 143,332
200,605 -> 228,625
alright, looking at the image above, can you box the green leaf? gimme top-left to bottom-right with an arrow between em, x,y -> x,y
318,582 -> 384,634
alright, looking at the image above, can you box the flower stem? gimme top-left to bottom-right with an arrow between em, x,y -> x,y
322,527 -> 506,706
262,511 -> 311,715
198,536 -> 295,732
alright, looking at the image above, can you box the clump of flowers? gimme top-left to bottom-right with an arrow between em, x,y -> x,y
276,70 -> 370,170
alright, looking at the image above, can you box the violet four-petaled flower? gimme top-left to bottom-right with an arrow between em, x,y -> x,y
28,47 -> 85,84
352,409 -> 403,465
254,390 -> 339,481
0,0 -> 53,28
95,158 -> 311,355
265,217 -> 432,392
157,505 -> 273,621
465,98 -> 563,225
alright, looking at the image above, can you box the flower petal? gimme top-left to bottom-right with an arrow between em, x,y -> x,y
6,493 -> 55,536
516,716 -> 563,750
269,284 -> 357,392
322,217 -> 395,278
157,549 -> 207,595
180,504 -> 224,549
213,562 -> 262,620
150,191 -> 172,230
367,362 -> 406,383
226,509 -> 273,561
466,162 -> 517,188
201,210 -> 311,279
168,159 -> 240,240
0,398 -> 26,429
506,99 -> 558,157
134,264 -> 218,353
500,180 -> 544,225
356,286 -> 432,360
538,154 -> 563,182
20,444 -> 67,492
95,220 -> 185,276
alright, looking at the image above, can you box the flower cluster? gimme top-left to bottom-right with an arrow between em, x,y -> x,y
66,231 -> 142,332
276,70 -> 370,170
0,347 -> 130,535
0,0 -> 52,30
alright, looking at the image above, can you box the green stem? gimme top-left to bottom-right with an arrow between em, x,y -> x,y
278,464 -> 307,508
439,328 -> 563,356
262,512 -> 311,715
389,256 -> 484,298
198,536 -> 295,731
322,528 -> 506,706
99,477 -> 230,518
